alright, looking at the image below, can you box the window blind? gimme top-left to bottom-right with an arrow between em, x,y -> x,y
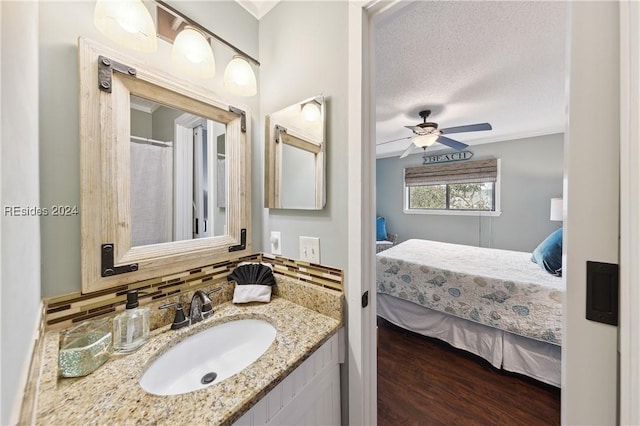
404,159 -> 498,187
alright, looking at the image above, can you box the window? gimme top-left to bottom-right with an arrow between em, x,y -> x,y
404,159 -> 501,215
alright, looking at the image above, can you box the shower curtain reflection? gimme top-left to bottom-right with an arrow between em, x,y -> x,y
131,137 -> 174,246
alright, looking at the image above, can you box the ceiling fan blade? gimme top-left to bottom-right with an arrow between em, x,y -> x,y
437,135 -> 468,151
399,143 -> 416,158
440,123 -> 492,135
377,136 -> 411,146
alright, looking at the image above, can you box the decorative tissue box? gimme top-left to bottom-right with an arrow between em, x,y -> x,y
58,318 -> 112,378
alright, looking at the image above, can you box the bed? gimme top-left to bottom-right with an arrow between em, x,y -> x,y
376,239 -> 563,387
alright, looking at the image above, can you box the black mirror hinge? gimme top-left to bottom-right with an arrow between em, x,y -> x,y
229,229 -> 247,252
97,55 -> 137,93
229,106 -> 247,133
101,243 -> 138,277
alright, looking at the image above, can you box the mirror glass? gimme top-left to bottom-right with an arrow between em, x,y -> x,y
265,95 -> 326,209
129,96 -> 227,247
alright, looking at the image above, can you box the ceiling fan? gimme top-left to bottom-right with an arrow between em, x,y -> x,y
378,110 -> 492,158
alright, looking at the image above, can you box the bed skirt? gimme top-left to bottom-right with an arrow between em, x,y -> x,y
377,293 -> 561,387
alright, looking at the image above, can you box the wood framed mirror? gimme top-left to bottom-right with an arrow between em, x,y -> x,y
79,38 -> 251,293
265,95 -> 326,209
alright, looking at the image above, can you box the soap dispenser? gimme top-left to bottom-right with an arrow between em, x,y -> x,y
113,290 -> 150,353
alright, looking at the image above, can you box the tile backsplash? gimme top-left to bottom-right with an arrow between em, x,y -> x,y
44,253 -> 343,331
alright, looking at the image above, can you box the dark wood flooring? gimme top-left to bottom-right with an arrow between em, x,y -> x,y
377,318 -> 561,426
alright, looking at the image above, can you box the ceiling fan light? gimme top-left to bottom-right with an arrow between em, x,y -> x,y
171,26 -> 216,78
224,56 -> 257,97
94,0 -> 157,52
412,134 -> 439,148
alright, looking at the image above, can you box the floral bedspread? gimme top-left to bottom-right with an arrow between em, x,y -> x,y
376,239 -> 564,345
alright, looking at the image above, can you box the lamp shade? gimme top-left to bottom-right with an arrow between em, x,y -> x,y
171,26 -> 216,78
412,134 -> 439,148
550,197 -> 563,221
224,56 -> 257,97
94,0 -> 157,52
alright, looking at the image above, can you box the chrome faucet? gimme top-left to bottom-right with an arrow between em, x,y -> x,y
189,290 -> 214,324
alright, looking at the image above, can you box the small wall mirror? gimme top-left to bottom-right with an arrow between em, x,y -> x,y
79,38 -> 251,293
265,95 -> 326,209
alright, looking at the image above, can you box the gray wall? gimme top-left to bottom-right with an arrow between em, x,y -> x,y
376,133 -> 564,252
131,109 -> 152,138
151,106 -> 183,142
1,2 -> 42,423
38,1 -> 259,297
259,3 -> 350,424
259,1 -> 349,269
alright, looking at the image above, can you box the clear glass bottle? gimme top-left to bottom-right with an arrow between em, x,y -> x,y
113,290 -> 150,353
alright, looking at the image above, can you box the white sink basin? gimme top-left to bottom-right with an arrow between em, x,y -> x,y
139,319 -> 277,396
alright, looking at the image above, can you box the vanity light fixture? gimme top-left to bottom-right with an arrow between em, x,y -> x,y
93,0 -> 260,96
156,0 -> 259,96
224,56 -> 258,97
93,0 -> 157,52
171,26 -> 216,78
300,100 -> 322,122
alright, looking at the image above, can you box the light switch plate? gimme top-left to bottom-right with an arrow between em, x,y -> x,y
270,231 -> 282,255
299,236 -> 320,263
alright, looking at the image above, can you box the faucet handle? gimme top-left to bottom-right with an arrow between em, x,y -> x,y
159,302 -> 189,330
202,288 -> 222,316
195,290 -> 214,320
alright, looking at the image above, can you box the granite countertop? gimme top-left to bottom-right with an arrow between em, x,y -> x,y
33,297 -> 341,425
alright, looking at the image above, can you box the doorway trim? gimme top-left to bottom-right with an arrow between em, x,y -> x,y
346,1 -> 406,424
619,1 -> 640,423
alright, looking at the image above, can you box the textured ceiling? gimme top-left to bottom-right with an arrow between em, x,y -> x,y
375,1 -> 568,158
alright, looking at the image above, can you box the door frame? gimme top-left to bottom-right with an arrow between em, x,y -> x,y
619,1 -> 640,423
174,113 -> 198,241
346,1 -> 408,424
346,2 -> 374,424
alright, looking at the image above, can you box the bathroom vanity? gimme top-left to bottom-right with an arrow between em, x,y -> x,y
28,291 -> 343,425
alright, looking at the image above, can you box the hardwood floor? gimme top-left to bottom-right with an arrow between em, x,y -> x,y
377,318 -> 561,426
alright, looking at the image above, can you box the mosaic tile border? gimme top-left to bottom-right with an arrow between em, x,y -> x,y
43,253 -> 343,330
261,253 -> 344,291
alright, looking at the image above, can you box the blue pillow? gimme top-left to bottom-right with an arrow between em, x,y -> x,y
531,228 -> 563,276
376,217 -> 387,241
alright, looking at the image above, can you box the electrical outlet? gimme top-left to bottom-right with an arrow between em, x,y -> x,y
270,231 -> 282,255
299,236 -> 320,263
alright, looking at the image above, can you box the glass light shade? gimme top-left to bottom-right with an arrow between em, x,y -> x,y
301,102 -> 321,122
550,197 -> 563,221
412,134 -> 439,148
94,0 -> 157,52
171,26 -> 216,78
224,56 -> 257,97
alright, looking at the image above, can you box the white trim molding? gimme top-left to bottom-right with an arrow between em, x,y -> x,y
619,1 -> 640,424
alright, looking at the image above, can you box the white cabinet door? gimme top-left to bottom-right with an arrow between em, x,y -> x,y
234,332 -> 341,426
